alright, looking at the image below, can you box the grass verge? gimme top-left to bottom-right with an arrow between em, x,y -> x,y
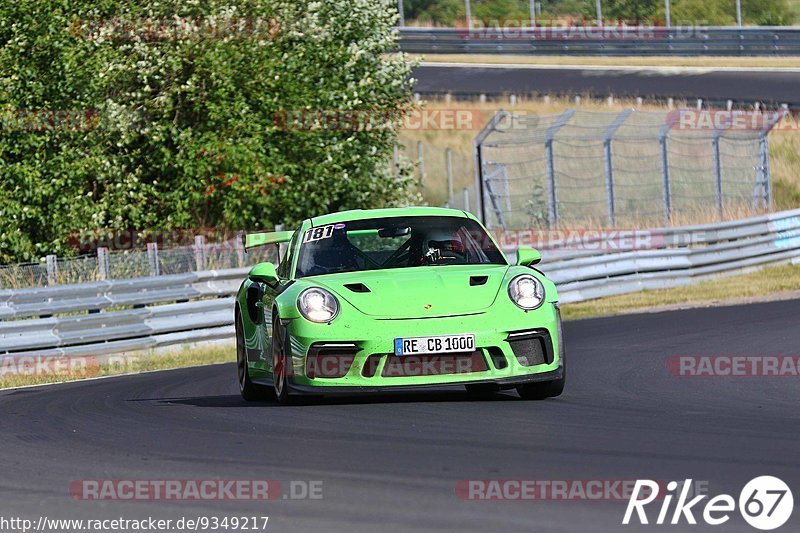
414,54 -> 800,69
0,345 -> 232,390
561,262 -> 800,320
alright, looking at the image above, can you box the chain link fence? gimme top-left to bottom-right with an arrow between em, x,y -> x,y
475,109 -> 783,230
0,237 -> 278,290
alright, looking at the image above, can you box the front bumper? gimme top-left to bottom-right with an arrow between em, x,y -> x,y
282,302 -> 562,392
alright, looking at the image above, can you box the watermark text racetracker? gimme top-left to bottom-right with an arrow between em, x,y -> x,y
667,355 -> 800,377
69,479 -> 323,501
456,479 -> 707,501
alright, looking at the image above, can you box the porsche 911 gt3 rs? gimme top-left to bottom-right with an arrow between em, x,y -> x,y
235,207 -> 564,404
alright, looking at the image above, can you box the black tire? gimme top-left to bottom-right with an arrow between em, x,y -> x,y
516,349 -> 566,400
236,310 -> 272,402
271,316 -> 293,405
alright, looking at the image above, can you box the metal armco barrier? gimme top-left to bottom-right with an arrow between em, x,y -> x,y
0,268 -> 247,357
1,209 -> 800,358
398,26 -> 800,56
516,208 -> 800,302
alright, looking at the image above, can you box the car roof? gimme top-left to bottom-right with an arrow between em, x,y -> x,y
309,206 -> 474,227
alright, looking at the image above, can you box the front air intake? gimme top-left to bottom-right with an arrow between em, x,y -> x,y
306,343 -> 360,378
506,330 -> 554,367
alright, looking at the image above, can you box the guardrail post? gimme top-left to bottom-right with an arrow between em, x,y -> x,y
97,247 -> 110,280
660,128 -> 672,224
712,133 -> 724,220
147,242 -> 160,277
194,235 -> 207,271
46,255 -> 58,286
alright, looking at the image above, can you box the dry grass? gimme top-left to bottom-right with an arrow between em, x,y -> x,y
0,345 -> 232,389
561,262 -> 800,320
414,54 -> 800,69
770,129 -> 800,211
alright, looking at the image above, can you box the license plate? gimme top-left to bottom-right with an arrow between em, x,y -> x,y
394,334 -> 476,356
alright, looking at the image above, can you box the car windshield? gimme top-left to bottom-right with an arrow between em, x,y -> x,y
295,216 -> 506,278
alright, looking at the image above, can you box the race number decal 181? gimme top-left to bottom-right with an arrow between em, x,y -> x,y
304,225 -> 335,243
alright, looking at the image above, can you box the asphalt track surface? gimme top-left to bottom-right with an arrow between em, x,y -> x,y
413,63 -> 800,106
2,298 -> 799,532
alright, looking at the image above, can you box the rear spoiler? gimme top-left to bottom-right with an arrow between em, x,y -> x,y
243,230 -> 294,252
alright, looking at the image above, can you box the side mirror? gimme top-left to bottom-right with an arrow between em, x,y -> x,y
248,262 -> 278,284
516,246 -> 542,267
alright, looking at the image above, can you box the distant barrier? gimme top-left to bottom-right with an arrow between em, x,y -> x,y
398,26 -> 800,56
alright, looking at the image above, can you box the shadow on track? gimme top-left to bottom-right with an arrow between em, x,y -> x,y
130,390 -> 525,408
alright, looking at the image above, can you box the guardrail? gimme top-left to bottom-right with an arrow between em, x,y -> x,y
1,208 -> 799,358
398,26 -> 800,55
0,268 -> 246,357
519,208 -> 800,302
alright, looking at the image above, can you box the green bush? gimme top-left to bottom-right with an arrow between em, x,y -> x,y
0,0 -> 415,263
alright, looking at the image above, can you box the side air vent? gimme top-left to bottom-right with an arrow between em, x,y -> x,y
344,283 -> 370,293
469,276 -> 488,286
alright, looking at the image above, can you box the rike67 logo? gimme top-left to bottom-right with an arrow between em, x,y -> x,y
623,477 -> 793,530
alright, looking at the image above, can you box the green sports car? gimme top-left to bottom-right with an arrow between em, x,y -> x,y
235,206 -> 564,404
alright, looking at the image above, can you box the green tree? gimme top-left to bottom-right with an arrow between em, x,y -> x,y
0,0 -> 416,263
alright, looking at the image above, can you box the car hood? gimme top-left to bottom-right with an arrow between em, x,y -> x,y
313,265 -> 510,319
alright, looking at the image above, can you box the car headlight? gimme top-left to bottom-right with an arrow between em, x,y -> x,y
298,287 -> 339,323
508,274 -> 545,310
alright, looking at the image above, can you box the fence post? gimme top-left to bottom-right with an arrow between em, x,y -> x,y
763,134 -> 772,210
603,140 -> 616,226
543,109 -> 576,229
275,224 -> 286,262
97,247 -> 110,280
446,148 -> 454,206
194,235 -> 207,271
473,110 -> 511,225
147,242 -> 160,277
235,231 -> 246,267
417,141 -> 425,188
712,133 -> 723,220
545,140 -> 558,228
754,133 -> 772,211
601,109 -> 633,227
659,126 -> 672,224
46,255 -> 58,286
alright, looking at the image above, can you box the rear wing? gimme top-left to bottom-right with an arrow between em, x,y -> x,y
243,230 -> 294,252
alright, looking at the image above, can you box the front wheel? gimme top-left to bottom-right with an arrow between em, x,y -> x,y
517,352 -> 565,401
271,316 -> 293,405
